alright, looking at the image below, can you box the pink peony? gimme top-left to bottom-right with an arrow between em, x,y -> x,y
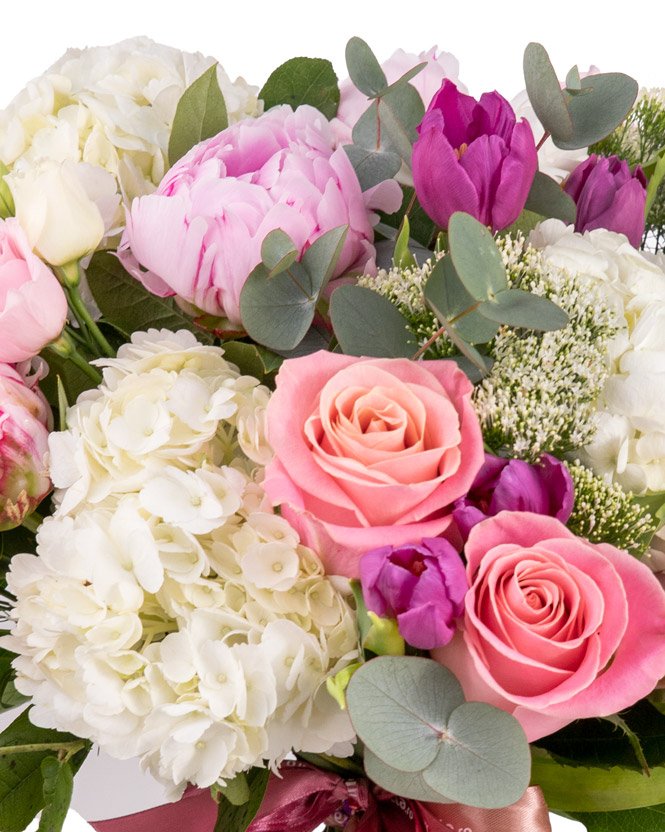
263,352 -> 484,577
332,47 -> 466,147
0,218 -> 67,362
118,105 -> 401,327
0,361 -> 52,530
432,511 -> 665,741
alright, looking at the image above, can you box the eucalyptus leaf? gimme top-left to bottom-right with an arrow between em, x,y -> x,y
447,212 -> 508,301
523,43 -> 573,142
426,290 -> 492,373
346,656 -> 465,773
239,262 -> 316,351
554,72 -> 639,151
270,325 -> 331,359
478,288 -> 569,331
343,145 -> 401,191
301,225 -> 349,294
261,229 -> 299,277
566,65 -> 581,90
364,748 -> 451,803
38,758 -> 73,832
168,64 -> 228,166
352,103 -> 383,152
213,766 -> 270,832
448,354 -> 494,383
377,85 -> 424,165
524,171 -> 577,224
259,57 -> 340,119
85,252 -> 214,344
330,285 -> 417,358
345,37 -> 386,97
369,62 -> 427,99
504,209 -> 548,239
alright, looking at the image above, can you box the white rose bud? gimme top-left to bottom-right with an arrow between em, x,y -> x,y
7,159 -> 104,265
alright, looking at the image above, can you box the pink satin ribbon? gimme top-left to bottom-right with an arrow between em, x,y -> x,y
90,760 -> 552,832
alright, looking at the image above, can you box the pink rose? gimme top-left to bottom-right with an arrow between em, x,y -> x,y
0,218 -> 67,362
118,105 -> 401,327
263,352 -> 484,577
0,360 -> 52,530
432,511 -> 665,741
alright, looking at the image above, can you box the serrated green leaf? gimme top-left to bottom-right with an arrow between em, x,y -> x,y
523,43 -> 573,142
364,747 -> 450,802
39,758 -> 73,832
213,766 -> 270,832
524,171 -> 577,224
345,37 -> 386,97
330,285 -> 417,358
343,145 -> 401,191
261,229 -> 299,277
168,64 -> 228,166
259,57 -> 340,119
554,73 -> 638,151
85,252 -> 213,344
602,715 -> 650,775
346,657 -> 464,773
478,288 -> 569,331
301,225 -> 348,295
570,803 -> 665,831
448,212 -> 508,301
239,262 -> 315,351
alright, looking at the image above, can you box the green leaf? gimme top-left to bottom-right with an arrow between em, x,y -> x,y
38,347 -> 97,408
378,186 -> 436,248
448,212 -> 508,301
301,225 -> 349,295
343,145 -> 401,191
570,804 -> 665,831
213,766 -> 270,832
421,701 -> 530,808
215,772 -> 250,806
0,709 -> 89,832
0,160 -> 15,219
85,252 -> 213,344
346,656 -> 465,773
524,171 -> 577,224
523,43 -> 573,142
259,57 -> 340,120
566,65 -> 582,91
645,149 -> 665,219
39,758 -> 73,832
345,37 -> 386,97
0,650 -> 28,712
393,216 -> 416,270
377,84 -> 424,165
602,715 -> 650,775
220,341 -> 283,382
364,748 -> 450,802
239,262 -> 315,351
330,285 -> 417,358
168,64 -> 228,166
55,377 -> 69,432
478,288 -> 569,331
554,73 -> 639,151
261,229 -> 299,277
504,208 -> 547,239
425,256 -> 499,345
349,579 -> 372,652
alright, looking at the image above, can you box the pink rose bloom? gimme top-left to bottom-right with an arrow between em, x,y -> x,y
432,511 -> 665,741
118,105 -> 401,327
0,360 -> 52,530
0,218 -> 67,362
263,352 -> 484,577
332,47 -> 467,147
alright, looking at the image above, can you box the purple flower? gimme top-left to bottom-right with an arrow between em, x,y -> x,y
564,154 -> 647,247
359,538 -> 467,650
412,80 -> 537,231
453,453 -> 574,541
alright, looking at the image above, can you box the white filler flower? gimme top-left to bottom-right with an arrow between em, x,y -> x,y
2,329 -> 358,798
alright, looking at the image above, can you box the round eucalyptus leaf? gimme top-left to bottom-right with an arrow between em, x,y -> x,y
346,656 -> 465,773
261,229 -> 298,277
301,225 -> 349,294
478,288 -> 569,331
343,145 -> 401,191
524,171 -> 577,224
364,748 -> 453,803
523,43 -> 573,142
330,285 -> 417,358
423,702 -> 531,809
345,37 -> 386,97
448,213 -> 508,301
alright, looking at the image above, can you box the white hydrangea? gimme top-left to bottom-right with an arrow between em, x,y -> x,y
0,37 -> 263,245
3,329 -> 358,797
531,219 -> 665,493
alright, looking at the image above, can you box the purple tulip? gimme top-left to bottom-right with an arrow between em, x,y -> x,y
412,80 -> 537,231
453,453 -> 574,542
359,538 -> 468,650
564,154 -> 647,247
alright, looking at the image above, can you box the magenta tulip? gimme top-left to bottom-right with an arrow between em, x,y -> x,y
564,154 -> 647,247
412,80 -> 537,231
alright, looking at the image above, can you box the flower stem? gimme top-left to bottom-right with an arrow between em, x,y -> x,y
0,740 -> 86,756
21,511 -> 43,534
64,281 -> 115,358
47,332 -> 103,384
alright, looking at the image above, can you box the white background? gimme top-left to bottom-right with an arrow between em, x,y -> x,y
2,0 -> 661,828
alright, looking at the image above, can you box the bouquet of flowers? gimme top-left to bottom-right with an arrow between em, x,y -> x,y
1,33 -> 665,832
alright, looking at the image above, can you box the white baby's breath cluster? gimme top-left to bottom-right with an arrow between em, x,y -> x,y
532,219 -> 665,493
0,37 -> 262,247
2,330 -> 357,797
474,232 -> 619,459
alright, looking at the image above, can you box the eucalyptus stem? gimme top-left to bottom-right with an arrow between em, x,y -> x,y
536,130 -> 551,151
21,511 -> 43,534
0,740 -> 86,756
